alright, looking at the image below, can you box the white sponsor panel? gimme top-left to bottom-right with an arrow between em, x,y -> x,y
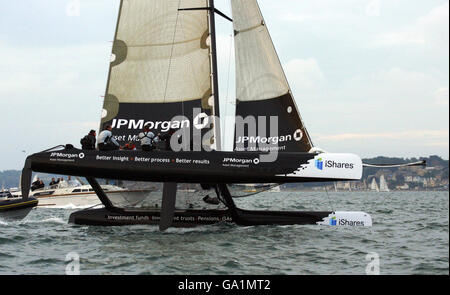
280,153 -> 363,180
317,211 -> 373,227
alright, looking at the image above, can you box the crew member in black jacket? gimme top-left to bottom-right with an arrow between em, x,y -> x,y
80,130 -> 96,150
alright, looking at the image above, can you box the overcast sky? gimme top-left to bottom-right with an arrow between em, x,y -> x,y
0,0 -> 448,171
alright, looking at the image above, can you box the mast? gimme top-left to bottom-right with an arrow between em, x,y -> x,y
208,0 -> 222,151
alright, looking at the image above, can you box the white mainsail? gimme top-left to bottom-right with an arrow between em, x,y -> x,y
100,0 -> 219,151
104,0 -> 211,105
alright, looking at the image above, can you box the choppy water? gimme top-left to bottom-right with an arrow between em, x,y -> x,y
0,191 -> 448,275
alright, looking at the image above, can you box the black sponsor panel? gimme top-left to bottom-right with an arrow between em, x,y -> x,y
101,100 -> 214,151
26,148 -> 325,184
234,93 -> 312,153
68,207 -> 331,227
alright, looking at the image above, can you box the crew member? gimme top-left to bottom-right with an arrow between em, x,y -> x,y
80,130 -> 96,150
97,125 -> 120,151
123,141 -> 137,151
138,124 -> 158,152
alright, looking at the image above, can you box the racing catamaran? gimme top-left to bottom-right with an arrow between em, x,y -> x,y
20,0 -> 424,230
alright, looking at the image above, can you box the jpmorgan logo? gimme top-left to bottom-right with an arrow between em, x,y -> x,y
293,129 -> 303,141
111,118 -> 190,132
50,152 -> 80,159
193,112 -> 210,130
223,158 -> 254,165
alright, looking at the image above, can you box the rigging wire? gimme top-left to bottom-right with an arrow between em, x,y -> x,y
164,0 -> 189,149
178,8 -> 206,118
221,0 -> 234,148
163,0 -> 182,104
222,33 -> 234,139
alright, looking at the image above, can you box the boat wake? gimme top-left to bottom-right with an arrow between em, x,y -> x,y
19,217 -> 67,225
38,203 -> 104,210
108,222 -> 233,234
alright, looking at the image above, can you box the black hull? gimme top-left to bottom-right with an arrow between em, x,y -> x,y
20,146 -> 355,229
23,147 -> 345,185
69,207 -> 331,227
0,198 -> 38,220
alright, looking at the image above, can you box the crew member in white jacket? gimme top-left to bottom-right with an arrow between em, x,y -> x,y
97,125 -> 120,151
139,124 -> 159,151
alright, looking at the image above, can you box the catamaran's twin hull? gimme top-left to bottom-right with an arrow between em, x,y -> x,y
23,147 -> 363,184
69,207 -> 332,227
68,204 -> 372,228
22,147 -> 371,228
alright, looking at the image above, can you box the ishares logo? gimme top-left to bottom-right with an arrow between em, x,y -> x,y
330,216 -> 337,226
315,158 -> 324,170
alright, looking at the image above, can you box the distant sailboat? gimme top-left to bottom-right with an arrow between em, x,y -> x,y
379,174 -> 390,192
370,178 -> 379,192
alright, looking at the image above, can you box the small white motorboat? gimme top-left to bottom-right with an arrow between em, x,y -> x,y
12,179 -> 152,208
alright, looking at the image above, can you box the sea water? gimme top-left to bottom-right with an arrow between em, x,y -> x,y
0,191 -> 448,275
